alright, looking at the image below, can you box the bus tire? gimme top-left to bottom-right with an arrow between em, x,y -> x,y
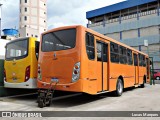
140,81 -> 145,88
140,76 -> 146,88
115,79 -> 123,96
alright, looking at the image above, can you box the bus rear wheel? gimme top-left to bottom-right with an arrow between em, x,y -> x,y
115,79 -> 123,96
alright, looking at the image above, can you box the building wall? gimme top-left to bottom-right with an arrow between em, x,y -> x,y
19,0 -> 47,38
87,1 -> 160,68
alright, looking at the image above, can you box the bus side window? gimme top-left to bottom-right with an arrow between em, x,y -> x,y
103,44 -> 108,62
35,41 -> 39,59
97,42 -> 102,61
134,54 -> 138,66
110,42 -> 119,63
127,49 -> 133,65
143,55 -> 146,67
119,46 -> 127,64
85,32 -> 95,60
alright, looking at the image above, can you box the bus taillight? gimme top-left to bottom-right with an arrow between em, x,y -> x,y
38,64 -> 42,80
25,66 -> 30,82
72,62 -> 80,82
4,69 -> 6,82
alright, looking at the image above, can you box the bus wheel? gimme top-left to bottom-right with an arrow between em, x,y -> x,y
140,77 -> 146,88
115,79 -> 123,96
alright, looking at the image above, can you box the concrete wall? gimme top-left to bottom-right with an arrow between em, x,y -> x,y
140,26 -> 159,36
123,29 -> 138,39
106,32 -> 120,40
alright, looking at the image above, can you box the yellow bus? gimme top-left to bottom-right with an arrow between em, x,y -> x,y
37,25 -> 150,107
4,37 -> 39,89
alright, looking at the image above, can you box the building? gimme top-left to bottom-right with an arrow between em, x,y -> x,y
86,0 -> 160,69
19,0 -> 47,39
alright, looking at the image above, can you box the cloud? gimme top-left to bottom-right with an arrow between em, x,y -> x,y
47,0 -> 125,29
1,0 -> 19,30
1,0 -> 125,31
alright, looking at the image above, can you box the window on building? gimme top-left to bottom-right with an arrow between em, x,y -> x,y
20,9 -> 21,13
86,32 -> 95,60
110,42 -> 119,63
44,29 -> 46,31
35,35 -> 38,38
44,3 -> 46,6
44,12 -> 46,14
25,7 -> 27,12
27,33 -> 28,36
24,16 -> 27,21
44,20 -> 46,23
25,0 -> 27,3
31,34 -> 33,37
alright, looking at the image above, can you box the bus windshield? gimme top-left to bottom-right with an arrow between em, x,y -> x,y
42,28 -> 76,52
5,38 -> 28,60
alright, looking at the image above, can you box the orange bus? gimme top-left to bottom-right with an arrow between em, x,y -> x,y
37,25 -> 150,97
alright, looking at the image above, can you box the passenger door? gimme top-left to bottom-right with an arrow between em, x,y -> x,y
96,41 -> 108,92
134,53 -> 139,85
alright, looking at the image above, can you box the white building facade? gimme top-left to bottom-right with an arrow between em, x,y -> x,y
19,0 -> 47,39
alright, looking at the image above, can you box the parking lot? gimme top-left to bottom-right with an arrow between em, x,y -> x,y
0,81 -> 160,120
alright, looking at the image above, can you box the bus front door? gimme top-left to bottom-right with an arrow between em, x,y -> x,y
134,53 -> 139,85
97,41 -> 109,92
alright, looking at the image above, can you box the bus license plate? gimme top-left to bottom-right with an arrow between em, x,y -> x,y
51,78 -> 59,83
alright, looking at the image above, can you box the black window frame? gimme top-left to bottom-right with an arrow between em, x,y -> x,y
85,32 -> 95,60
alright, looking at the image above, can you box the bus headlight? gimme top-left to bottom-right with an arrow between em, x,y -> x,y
72,62 -> 80,82
38,64 -> 42,80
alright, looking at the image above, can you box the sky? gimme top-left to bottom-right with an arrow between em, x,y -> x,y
0,0 -> 125,31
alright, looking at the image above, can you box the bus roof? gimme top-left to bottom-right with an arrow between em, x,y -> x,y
43,25 -> 148,57
6,37 -> 37,45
